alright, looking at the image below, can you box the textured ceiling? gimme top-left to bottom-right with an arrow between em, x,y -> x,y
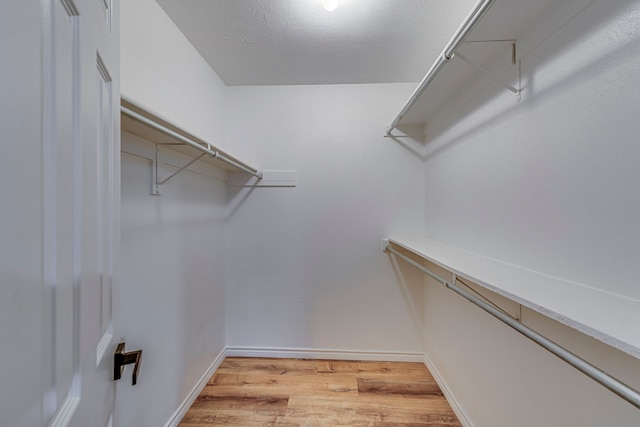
155,0 -> 477,86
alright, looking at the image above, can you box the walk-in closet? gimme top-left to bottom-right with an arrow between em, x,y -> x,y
2,0 -> 640,426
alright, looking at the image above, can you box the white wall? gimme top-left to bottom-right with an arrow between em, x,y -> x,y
224,83 -> 426,354
419,0 -> 640,425
121,0 -> 228,150
119,0 -> 229,425
424,0 -> 640,301
119,136 -> 227,426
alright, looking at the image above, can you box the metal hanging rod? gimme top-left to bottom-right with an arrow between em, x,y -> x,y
385,0 -> 497,136
121,106 -> 262,179
383,242 -> 640,410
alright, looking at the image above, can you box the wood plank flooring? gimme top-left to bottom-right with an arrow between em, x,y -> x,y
179,357 -> 462,426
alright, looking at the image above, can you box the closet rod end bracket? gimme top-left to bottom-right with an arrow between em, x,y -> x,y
382,238 -> 390,252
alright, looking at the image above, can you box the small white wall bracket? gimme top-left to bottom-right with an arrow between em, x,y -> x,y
227,170 -> 297,187
381,238 -> 390,252
382,125 -> 426,139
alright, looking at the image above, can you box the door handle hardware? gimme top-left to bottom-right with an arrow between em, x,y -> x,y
114,342 -> 142,385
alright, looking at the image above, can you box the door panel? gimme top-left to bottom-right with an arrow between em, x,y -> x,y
50,1 -> 81,421
0,1 -> 120,426
70,0 -> 120,425
96,56 -> 115,368
0,2 -> 46,425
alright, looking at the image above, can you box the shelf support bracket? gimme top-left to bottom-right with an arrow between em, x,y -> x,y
383,239 -> 640,410
455,49 -> 520,95
153,146 -> 207,195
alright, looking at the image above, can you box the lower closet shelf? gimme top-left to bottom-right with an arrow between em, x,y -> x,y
385,237 -> 640,360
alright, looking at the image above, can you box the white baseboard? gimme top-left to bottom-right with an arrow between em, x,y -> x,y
164,349 -> 227,427
225,346 -> 424,362
422,353 -> 474,427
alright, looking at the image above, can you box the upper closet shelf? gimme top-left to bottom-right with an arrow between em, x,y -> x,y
385,0 -> 590,135
385,237 -> 640,361
121,97 -> 261,193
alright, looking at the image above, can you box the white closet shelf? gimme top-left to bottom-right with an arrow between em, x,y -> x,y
386,0 -> 593,134
121,97 -> 260,178
385,237 -> 640,360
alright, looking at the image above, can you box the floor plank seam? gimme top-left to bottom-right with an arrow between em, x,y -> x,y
180,357 -> 462,426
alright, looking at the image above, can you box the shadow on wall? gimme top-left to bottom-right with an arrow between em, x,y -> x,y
120,151 -> 228,426
226,172 -> 258,219
385,123 -> 429,161
387,250 -> 425,334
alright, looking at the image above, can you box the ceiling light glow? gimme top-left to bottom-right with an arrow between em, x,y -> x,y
322,0 -> 339,12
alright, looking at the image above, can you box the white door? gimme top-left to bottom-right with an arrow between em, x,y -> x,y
0,1 -> 121,426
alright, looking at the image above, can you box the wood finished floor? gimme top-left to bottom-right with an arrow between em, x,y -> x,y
179,357 -> 462,426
